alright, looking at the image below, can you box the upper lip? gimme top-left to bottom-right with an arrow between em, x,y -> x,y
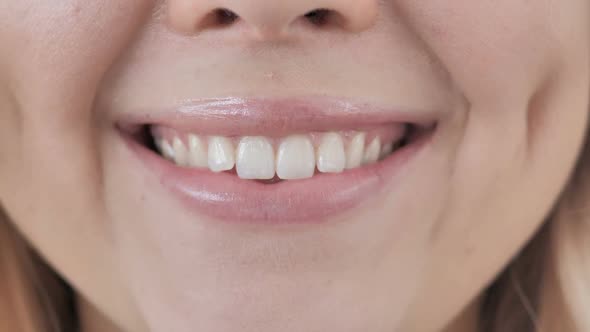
117,96 -> 439,136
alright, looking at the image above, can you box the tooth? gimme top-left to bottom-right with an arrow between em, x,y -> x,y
208,136 -> 235,172
380,142 -> 394,159
345,132 -> 366,169
363,138 -> 381,165
276,135 -> 316,180
236,137 -> 275,180
317,133 -> 345,173
187,134 -> 208,168
172,137 -> 189,166
157,138 -> 176,161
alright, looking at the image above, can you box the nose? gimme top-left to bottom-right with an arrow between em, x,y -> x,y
167,0 -> 379,39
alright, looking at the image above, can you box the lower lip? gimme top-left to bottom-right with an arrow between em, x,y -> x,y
123,131 -> 431,225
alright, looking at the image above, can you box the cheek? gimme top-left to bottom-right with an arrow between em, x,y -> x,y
0,0 -> 151,206
0,1 -> 150,131
399,1 -> 590,329
399,0 -> 589,103
0,2 -> 154,329
399,0 -> 590,234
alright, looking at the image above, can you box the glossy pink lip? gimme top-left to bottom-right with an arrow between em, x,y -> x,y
118,96 -> 437,137
118,97 -> 437,224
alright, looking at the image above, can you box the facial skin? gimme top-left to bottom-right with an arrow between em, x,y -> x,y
0,1 -> 589,331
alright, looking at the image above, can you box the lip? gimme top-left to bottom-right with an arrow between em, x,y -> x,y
118,97 -> 437,224
118,96 -> 438,137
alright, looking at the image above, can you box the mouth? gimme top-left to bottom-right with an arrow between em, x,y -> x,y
118,97 -> 437,224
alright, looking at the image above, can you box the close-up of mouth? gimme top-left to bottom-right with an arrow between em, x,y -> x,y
1,1 -> 589,332
118,97 -> 438,224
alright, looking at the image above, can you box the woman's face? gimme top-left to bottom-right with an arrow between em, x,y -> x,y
0,1 -> 588,331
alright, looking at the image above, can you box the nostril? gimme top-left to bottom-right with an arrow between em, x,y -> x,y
169,1 -> 377,36
214,8 -> 239,26
197,8 -> 240,30
303,9 -> 335,27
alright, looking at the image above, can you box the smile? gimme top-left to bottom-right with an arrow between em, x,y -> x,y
118,97 -> 437,224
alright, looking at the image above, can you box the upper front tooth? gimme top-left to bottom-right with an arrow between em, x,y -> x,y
208,136 -> 235,172
172,137 -> 189,166
317,133 -> 346,173
187,134 -> 208,168
346,132 -> 366,169
363,138 -> 381,165
236,137 -> 275,180
276,135 -> 316,180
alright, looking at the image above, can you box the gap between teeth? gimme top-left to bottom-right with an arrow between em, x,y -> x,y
155,132 -> 398,181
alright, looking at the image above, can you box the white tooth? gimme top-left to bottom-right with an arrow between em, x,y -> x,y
345,132 -> 366,169
172,137 -> 189,166
157,138 -> 176,161
236,137 -> 275,180
187,134 -> 208,168
363,138 -> 381,165
380,142 -> 394,159
276,135 -> 316,180
317,133 -> 346,173
208,136 -> 235,172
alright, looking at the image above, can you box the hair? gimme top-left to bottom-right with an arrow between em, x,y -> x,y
0,209 -> 77,332
0,135 -> 589,332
